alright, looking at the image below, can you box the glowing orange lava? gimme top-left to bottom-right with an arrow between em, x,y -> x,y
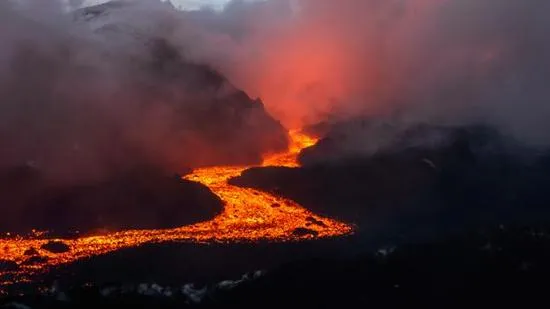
0,130 -> 352,288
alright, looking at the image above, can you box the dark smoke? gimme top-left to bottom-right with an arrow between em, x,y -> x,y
0,0 -> 286,184
4,0 -> 547,179
0,0 -> 287,233
175,0 -> 550,152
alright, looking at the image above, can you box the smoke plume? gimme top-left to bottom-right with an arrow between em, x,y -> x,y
0,0 -> 549,189
0,0 -> 287,185
177,0 -> 550,148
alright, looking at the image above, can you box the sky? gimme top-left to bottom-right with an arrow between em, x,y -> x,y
83,0 -> 231,10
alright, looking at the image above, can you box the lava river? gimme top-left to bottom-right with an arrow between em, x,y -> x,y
0,130 -> 353,287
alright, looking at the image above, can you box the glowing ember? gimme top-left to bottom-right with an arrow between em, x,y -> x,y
0,130 -> 352,287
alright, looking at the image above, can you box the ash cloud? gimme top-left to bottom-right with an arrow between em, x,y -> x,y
179,0 -> 550,153
0,0 -> 286,184
0,0 -> 290,232
5,0 -> 545,180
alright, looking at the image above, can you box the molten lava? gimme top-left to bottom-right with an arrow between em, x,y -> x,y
0,130 -> 352,288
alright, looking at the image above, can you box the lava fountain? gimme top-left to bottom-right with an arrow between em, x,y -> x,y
0,130 -> 352,287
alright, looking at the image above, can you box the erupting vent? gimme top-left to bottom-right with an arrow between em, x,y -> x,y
0,130 -> 352,287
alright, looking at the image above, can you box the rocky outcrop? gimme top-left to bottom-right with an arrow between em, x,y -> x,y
232,122 -> 550,240
0,166 -> 223,235
40,241 -> 71,254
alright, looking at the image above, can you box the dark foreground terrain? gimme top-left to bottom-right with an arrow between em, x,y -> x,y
232,123 -> 550,239
2,225 -> 550,308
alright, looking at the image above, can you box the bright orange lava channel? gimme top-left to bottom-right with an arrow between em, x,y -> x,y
0,130 -> 352,288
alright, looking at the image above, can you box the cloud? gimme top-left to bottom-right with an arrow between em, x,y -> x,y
173,0 -> 550,147
2,0 -> 549,184
0,0 -> 286,184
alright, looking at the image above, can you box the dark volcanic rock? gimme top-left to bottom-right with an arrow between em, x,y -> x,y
292,228 -> 319,237
306,216 -> 327,228
22,256 -> 49,266
232,123 -> 550,240
299,121 -> 510,166
41,241 -> 71,254
0,167 -> 223,236
23,248 -> 39,256
213,226 -> 550,307
6,225 -> 550,308
0,260 -> 18,272
231,158 -> 438,230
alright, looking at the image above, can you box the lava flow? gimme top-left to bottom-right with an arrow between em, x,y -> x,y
0,130 -> 352,287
